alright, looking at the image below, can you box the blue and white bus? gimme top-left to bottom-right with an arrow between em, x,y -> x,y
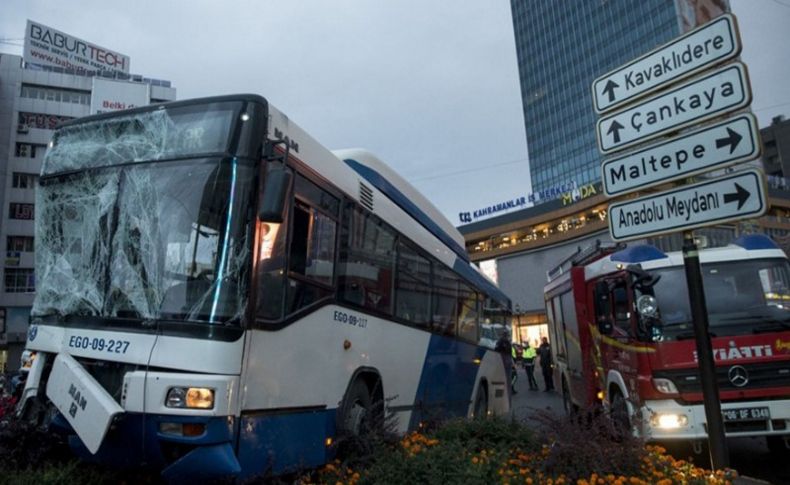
19,95 -> 512,481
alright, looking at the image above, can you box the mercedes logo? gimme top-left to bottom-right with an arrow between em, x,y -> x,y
728,365 -> 749,388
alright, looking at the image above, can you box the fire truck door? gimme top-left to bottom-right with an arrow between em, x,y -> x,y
608,279 -> 640,403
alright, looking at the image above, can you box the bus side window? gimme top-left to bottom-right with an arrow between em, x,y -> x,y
337,203 -> 396,314
457,283 -> 478,343
284,174 -> 339,314
433,264 -> 458,336
395,240 -> 431,329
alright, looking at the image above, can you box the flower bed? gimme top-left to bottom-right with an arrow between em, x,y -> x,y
301,417 -> 738,485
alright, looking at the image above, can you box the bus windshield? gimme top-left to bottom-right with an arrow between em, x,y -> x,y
33,103 -> 255,325
650,258 -> 790,340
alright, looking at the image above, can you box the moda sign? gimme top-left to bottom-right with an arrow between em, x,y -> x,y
23,20 -> 130,74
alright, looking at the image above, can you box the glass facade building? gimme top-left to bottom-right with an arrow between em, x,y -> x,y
510,0 -> 682,197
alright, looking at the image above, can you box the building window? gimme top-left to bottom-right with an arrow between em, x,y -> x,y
9,203 -> 35,220
7,236 -> 34,252
20,85 -> 90,105
12,173 -> 38,189
14,143 -> 46,158
5,268 -> 35,293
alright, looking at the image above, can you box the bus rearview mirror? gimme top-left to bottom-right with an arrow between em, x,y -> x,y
259,168 -> 291,223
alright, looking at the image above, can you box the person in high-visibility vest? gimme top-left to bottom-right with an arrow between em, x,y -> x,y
510,344 -> 519,394
522,343 -> 538,390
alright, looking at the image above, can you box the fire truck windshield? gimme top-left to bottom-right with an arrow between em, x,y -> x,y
649,258 -> 790,340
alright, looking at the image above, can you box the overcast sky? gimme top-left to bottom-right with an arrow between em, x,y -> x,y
2,1 -> 788,224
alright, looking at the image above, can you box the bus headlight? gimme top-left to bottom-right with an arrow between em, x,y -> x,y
652,378 -> 678,394
166,387 -> 215,409
650,413 -> 688,429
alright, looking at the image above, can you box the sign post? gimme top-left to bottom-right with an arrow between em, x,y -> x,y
596,62 -> 752,154
592,13 -> 763,470
607,168 -> 766,241
682,231 -> 729,469
601,114 -> 760,197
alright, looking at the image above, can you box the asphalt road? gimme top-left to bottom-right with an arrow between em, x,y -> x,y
508,366 -> 789,484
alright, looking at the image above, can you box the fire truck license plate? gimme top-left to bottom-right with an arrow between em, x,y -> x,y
722,407 -> 770,422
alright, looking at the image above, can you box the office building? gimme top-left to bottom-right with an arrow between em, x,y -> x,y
0,21 -> 177,369
510,0 -> 727,199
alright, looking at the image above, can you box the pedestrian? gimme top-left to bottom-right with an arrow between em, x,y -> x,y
509,343 -> 519,394
537,337 -> 554,391
522,342 -> 538,390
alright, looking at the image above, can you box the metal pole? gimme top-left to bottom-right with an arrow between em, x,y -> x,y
682,230 -> 729,469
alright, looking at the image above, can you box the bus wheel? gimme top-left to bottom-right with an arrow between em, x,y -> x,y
472,382 -> 488,419
341,380 -> 371,436
610,391 -> 630,438
561,379 -> 572,417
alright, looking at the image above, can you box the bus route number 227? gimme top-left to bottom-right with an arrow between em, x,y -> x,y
68,335 -> 130,354
333,310 -> 368,328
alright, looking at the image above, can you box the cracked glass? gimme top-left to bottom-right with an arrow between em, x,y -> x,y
33,104 -> 254,325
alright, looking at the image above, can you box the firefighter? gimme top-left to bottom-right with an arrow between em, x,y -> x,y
538,337 -> 554,392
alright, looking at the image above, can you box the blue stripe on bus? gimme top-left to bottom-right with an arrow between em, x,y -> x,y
236,408 -> 337,479
343,158 -> 470,263
409,334 -> 486,429
343,158 -> 510,308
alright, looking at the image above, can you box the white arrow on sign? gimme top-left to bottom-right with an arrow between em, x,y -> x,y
592,14 -> 741,114
601,113 -> 761,197
607,168 -> 766,242
596,62 -> 752,155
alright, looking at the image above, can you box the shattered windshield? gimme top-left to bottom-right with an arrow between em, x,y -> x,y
43,103 -> 237,174
650,258 -> 790,340
33,103 -> 254,325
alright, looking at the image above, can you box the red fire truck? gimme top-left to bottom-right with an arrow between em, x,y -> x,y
544,234 -> 790,453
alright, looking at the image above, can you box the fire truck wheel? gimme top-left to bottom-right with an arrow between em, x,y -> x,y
767,436 -> 790,455
610,391 -> 630,436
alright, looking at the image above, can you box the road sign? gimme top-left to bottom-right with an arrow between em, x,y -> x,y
607,168 -> 766,241
601,114 -> 760,197
596,62 -> 751,155
592,14 -> 741,114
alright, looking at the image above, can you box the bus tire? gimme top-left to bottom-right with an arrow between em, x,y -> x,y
472,382 -> 488,419
561,378 -> 573,417
339,380 -> 372,436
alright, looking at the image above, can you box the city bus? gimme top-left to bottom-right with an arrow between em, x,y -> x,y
18,94 -> 512,481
